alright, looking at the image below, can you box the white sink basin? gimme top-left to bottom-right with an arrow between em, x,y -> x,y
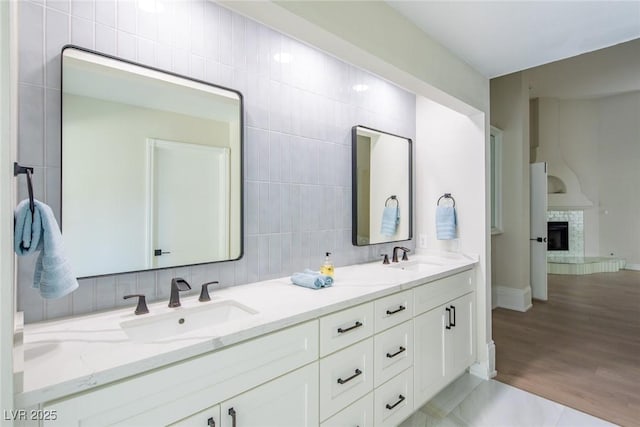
389,261 -> 444,273
120,300 -> 258,342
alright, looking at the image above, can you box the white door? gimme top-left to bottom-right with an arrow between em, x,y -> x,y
147,139 -> 230,268
530,162 -> 548,300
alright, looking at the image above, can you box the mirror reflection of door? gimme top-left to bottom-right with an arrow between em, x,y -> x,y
147,139 -> 229,269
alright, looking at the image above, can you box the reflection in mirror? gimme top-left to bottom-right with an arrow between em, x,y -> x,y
62,46 -> 243,278
352,126 -> 412,246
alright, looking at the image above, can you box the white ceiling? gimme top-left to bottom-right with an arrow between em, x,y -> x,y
387,1 -> 640,79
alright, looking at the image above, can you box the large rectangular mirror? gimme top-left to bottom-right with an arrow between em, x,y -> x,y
352,125 -> 412,246
62,46 -> 243,278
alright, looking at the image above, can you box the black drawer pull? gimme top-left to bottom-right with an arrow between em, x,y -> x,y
445,307 -> 452,329
207,417 -> 215,427
385,394 -> 405,410
228,408 -> 236,427
337,368 -> 362,385
386,346 -> 406,358
338,321 -> 363,334
450,305 -> 456,327
386,305 -> 406,315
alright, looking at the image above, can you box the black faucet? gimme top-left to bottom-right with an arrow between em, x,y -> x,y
169,278 -> 191,307
123,294 -> 149,315
392,246 -> 410,263
199,281 -> 219,302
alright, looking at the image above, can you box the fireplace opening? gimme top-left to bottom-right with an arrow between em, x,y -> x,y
548,221 -> 569,251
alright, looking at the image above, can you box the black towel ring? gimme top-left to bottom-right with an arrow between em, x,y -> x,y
14,162 -> 35,216
437,193 -> 455,208
385,195 -> 399,207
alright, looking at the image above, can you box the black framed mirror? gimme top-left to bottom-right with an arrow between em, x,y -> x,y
61,45 -> 243,278
352,125 -> 412,246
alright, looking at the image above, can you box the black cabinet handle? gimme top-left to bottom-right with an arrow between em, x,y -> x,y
228,408 -> 236,427
386,346 -> 406,358
386,305 -> 406,315
338,321 -> 363,334
207,417 -> 215,427
385,394 -> 405,410
450,305 -> 456,327
445,307 -> 451,330
337,368 -> 362,385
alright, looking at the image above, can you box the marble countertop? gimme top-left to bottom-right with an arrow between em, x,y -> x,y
16,253 -> 477,407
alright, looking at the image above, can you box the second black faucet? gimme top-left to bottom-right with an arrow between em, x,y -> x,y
169,278 -> 191,307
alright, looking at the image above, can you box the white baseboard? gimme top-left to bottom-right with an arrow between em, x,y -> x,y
492,286 -> 532,312
469,340 -> 497,380
625,263 -> 640,271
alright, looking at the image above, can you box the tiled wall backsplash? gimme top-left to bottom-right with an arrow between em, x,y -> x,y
17,0 -> 416,322
547,210 -> 584,258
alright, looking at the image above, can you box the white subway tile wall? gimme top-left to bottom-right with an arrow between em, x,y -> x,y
16,0 -> 416,322
547,210 -> 584,258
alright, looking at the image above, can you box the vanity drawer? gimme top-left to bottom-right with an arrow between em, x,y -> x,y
320,337 -> 374,421
320,302 -> 374,357
373,320 -> 413,387
320,392 -> 373,427
413,270 -> 474,316
374,367 -> 414,427
374,289 -> 412,333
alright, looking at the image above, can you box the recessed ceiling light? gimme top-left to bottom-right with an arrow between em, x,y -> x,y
352,84 -> 369,92
274,53 -> 293,64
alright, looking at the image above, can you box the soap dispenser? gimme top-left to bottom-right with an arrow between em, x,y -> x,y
320,252 -> 334,277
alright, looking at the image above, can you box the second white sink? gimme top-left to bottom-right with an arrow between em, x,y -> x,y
120,300 -> 258,343
389,261 -> 444,273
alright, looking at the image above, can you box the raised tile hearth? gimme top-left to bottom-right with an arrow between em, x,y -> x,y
547,256 -> 626,275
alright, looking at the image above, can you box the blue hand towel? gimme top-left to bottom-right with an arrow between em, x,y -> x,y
380,206 -> 400,237
436,206 -> 457,240
14,199 -> 79,299
291,270 -> 333,290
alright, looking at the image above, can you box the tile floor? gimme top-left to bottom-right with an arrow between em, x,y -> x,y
400,374 -> 617,427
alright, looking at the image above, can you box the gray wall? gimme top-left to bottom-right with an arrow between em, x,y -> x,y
17,0 -> 416,322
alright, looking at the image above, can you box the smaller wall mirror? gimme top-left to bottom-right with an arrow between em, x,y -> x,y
352,126 -> 412,246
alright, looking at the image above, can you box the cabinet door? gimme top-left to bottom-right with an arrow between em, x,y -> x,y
447,292 -> 475,380
220,362 -> 318,427
413,308 -> 446,408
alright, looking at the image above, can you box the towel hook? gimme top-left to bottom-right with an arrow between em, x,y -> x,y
385,195 -> 399,207
14,162 -> 35,216
437,193 -> 455,208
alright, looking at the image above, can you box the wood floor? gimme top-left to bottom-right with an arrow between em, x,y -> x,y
492,270 -> 640,427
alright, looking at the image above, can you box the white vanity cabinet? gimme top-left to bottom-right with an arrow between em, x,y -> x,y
28,266 -> 477,427
413,270 -> 475,408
